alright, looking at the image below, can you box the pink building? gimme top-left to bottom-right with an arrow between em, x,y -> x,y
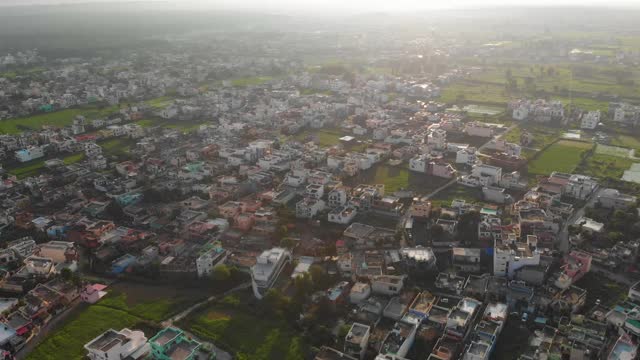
234,213 -> 255,232
218,201 -> 243,219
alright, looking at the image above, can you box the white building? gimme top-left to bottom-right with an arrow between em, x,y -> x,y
344,323 -> 371,360
464,122 -> 493,138
84,328 -> 148,360
427,129 -> 447,150
371,275 -> 405,296
328,187 -> 349,207
456,148 -> 478,166
471,164 -> 502,186
328,205 -> 358,225
15,146 -> 44,163
580,110 -> 601,130
482,186 -> 513,204
251,248 -> 292,299
493,235 -> 540,279
409,154 -> 429,173
597,188 -> 637,210
195,247 -> 228,278
296,198 -> 326,219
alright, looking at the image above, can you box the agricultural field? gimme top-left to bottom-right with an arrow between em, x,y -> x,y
527,140 -> 593,175
439,81 -> 511,105
181,293 -> 305,360
608,134 -> 640,154
594,144 -> 633,158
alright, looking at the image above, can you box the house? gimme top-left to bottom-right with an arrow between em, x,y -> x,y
580,110 -> 600,129
409,197 -> 432,218
452,248 -> 481,273
110,254 -> 137,274
296,198 -> 325,219
195,247 -> 228,278
328,187 -> 349,207
84,328 -> 148,360
456,148 -> 477,166
81,284 -> 108,304
36,241 -> 78,264
372,275 -> 405,296
251,248 -> 292,299
328,205 -> 358,225
429,162 -> 456,179
350,282 -> 372,304
344,323 -> 371,360
493,234 -> 540,279
149,327 -> 200,360
464,122 -> 493,138
471,164 -> 502,186
482,186 -> 513,204
15,146 -> 44,163
597,188 -> 637,210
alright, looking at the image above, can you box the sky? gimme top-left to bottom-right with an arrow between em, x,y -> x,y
1,0 -> 639,11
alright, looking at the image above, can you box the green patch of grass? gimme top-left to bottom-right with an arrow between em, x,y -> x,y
430,184 -> 482,208
163,121 -> 205,133
7,159 -> 45,179
184,304 -> 300,359
231,76 -> 273,87
576,153 -> 635,180
63,153 -> 85,165
609,134 -> 640,154
528,140 -> 593,175
144,96 -> 174,109
99,137 -> 135,157
502,124 -> 561,149
439,81 -> 510,105
133,119 -> 157,127
372,165 -> 410,193
0,104 -> 121,134
26,305 -> 141,360
293,128 -> 344,148
98,292 -> 189,322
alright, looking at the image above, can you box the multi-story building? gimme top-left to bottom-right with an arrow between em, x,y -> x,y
15,146 -> 44,163
493,234 -> 540,279
84,328 -> 148,360
296,198 -> 326,219
597,188 -> 637,210
195,247 -> 228,278
580,110 -> 600,129
328,205 -> 358,225
148,327 -> 200,360
344,323 -> 371,360
251,248 -> 292,299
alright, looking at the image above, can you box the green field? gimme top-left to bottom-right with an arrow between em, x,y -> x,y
7,159 -> 46,179
27,289 -> 201,360
144,96 -> 174,109
609,134 -> 640,154
182,295 -> 304,359
439,81 -> 510,105
502,123 -> 561,149
577,154 -> 636,179
430,184 -> 482,208
528,140 -> 593,175
293,128 -> 344,148
0,104 -> 121,134
231,76 -> 273,87
63,153 -> 85,165
133,118 -> 157,127
99,137 -> 136,157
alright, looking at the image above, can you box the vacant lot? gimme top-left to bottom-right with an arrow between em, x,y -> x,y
595,144 -> 633,158
528,140 -> 593,175
231,76 -> 273,87
181,293 -> 305,360
346,164 -> 450,194
502,123 -> 561,150
577,153 -> 635,180
430,184 -> 482,208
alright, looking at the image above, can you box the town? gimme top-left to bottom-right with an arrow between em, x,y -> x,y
1,3 -> 640,360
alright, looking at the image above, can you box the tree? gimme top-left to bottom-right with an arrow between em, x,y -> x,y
293,272 -> 313,301
309,265 -> 330,291
60,268 -> 72,282
285,337 -> 305,360
212,264 -> 231,282
105,201 -> 126,221
280,237 -> 296,250
431,224 -> 444,240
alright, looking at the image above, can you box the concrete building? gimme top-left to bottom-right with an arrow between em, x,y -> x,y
15,146 -> 44,163
597,188 -> 637,210
251,248 -> 292,299
296,198 -> 326,219
372,275 -> 405,296
493,234 -> 540,279
195,247 -> 228,278
149,327 -> 200,360
580,110 -> 600,129
84,328 -> 148,360
344,323 -> 371,360
328,205 -> 358,225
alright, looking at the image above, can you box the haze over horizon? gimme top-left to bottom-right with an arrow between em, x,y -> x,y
1,0 -> 640,13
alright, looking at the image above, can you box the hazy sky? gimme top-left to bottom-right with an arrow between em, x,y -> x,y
1,0 -> 639,11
